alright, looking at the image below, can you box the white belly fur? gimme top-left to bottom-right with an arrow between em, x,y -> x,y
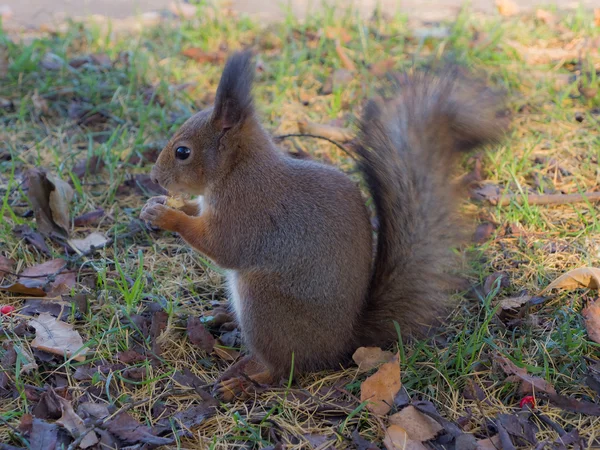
226,271 -> 243,322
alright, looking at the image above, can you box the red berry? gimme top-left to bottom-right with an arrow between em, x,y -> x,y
520,395 -> 536,409
0,305 -> 15,315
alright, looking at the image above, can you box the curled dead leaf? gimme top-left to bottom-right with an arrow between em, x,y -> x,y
360,354 -> 401,415
383,425 -> 427,450
30,313 -> 88,362
69,232 -> 109,253
495,353 -> 556,395
187,316 -> 215,353
26,169 -> 74,238
542,267 -> 600,293
389,405 -> 443,441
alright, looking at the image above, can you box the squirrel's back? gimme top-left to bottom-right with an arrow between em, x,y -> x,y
353,68 -> 508,345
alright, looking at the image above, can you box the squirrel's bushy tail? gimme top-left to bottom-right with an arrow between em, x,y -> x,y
354,68 -> 508,345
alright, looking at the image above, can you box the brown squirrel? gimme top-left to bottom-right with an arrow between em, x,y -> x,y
140,51 -> 507,395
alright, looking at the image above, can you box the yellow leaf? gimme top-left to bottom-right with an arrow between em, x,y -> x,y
360,354 -> 401,415
542,267 -> 600,293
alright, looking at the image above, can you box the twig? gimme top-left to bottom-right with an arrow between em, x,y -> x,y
274,133 -> 354,160
486,191 -> 600,206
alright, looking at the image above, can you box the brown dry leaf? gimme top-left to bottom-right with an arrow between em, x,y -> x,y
104,411 -> 173,445
0,255 -> 14,279
583,299 -> 600,345
335,41 -> 356,72
360,354 -> 401,415
383,425 -> 428,450
1,259 -> 73,297
73,155 -> 105,180
69,232 -> 109,253
187,316 -> 215,353
297,120 -> 353,142
474,222 -> 496,244
495,353 -> 556,395
13,224 -> 51,255
352,347 -> 395,373
181,48 -> 226,64
498,295 -> 532,311
542,267 -> 600,293
26,169 -> 74,238
56,396 -> 98,448
389,405 -> 443,441
29,313 -> 88,362
595,9 -> 600,27
214,341 -> 240,361
0,344 -> 17,390
496,0 -> 519,16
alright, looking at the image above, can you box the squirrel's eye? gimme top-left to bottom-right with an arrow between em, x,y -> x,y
175,146 -> 191,160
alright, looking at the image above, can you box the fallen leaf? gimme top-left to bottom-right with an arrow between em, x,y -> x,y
0,255 -> 14,279
187,316 -> 215,353
383,425 -> 428,450
474,222 -> 496,244
150,310 -> 168,357
69,232 -> 109,253
32,387 -> 63,420
104,411 -> 173,445
360,354 -> 401,415
213,343 -> 240,361
595,9 -> 600,27
117,350 -> 146,364
542,267 -> 600,293
181,48 -> 226,64
0,43 -> 8,79
56,395 -> 99,448
389,405 -> 443,441
13,224 -> 51,255
471,183 -> 501,202
30,313 -> 88,361
546,392 -> 600,416
495,353 -> 556,395
496,413 -> 537,446
29,418 -> 60,450
496,0 -> 519,16
26,169 -> 74,237
0,259 -> 69,297
352,347 -> 395,373
335,41 -> 356,71
498,295 -> 532,311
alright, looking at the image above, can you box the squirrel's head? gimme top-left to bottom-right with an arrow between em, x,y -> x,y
151,51 -> 255,195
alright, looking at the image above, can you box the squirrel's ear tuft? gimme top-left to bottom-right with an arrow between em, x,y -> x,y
213,50 -> 255,131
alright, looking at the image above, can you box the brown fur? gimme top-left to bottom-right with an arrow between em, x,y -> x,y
140,52 -> 508,379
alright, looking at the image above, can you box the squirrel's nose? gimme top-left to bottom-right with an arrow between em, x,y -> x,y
150,168 -> 160,186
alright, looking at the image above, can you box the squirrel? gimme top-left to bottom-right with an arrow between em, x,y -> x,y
140,51 -> 507,394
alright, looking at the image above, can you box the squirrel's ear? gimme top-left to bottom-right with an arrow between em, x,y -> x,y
213,51 -> 255,131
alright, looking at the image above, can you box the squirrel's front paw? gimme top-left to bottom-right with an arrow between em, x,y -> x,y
140,200 -> 180,231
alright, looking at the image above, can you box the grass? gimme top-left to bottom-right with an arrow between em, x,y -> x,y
1,1 -> 600,448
